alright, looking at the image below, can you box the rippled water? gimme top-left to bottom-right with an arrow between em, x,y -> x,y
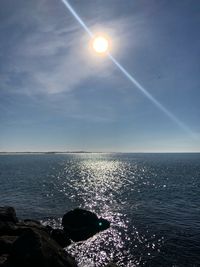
0,153 -> 200,266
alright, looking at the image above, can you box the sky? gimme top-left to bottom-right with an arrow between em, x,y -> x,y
0,0 -> 200,152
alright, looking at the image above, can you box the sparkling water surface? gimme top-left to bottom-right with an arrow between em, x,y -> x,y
0,153 -> 200,266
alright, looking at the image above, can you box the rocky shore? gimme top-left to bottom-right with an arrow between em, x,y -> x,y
0,206 -> 117,267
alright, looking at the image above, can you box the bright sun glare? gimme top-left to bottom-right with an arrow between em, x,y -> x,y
92,36 -> 109,54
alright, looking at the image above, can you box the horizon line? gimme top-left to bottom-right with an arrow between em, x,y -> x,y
0,151 -> 200,154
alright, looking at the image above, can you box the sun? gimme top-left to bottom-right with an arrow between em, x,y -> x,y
92,35 -> 109,54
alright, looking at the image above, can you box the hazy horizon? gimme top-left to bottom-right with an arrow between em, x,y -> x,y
1,150 -> 200,154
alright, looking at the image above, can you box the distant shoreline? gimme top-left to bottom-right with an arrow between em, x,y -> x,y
0,151 -> 93,155
0,151 -> 200,155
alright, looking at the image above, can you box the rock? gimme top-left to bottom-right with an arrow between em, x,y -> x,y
23,219 -> 41,226
11,228 -> 77,267
0,221 -> 17,236
15,220 -> 47,235
0,206 -> 77,266
0,206 -> 113,266
62,208 -> 110,241
0,254 -> 8,266
0,207 -> 18,224
0,236 -> 17,255
50,229 -> 71,248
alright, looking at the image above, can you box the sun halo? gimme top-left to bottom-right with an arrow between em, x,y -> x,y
92,35 -> 110,54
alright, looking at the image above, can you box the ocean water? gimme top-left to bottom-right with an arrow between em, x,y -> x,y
0,153 -> 200,266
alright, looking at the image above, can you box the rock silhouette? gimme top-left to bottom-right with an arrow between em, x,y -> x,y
0,206 -> 113,267
0,207 -> 18,224
11,228 -> 76,267
62,208 -> 110,241
0,206 -> 77,267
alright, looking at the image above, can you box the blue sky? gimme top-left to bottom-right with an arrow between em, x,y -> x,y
0,0 -> 200,152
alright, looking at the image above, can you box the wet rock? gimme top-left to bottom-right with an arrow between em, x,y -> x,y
0,207 -> 18,224
62,208 -> 110,241
11,228 -> 77,267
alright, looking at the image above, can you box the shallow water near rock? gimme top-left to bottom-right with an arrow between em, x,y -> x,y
0,153 -> 200,266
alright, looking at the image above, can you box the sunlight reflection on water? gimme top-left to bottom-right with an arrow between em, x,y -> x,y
51,155 -> 163,266
1,153 -> 199,266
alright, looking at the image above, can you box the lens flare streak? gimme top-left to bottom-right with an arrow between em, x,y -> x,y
107,54 -> 194,136
61,0 -> 93,38
60,0 -> 194,137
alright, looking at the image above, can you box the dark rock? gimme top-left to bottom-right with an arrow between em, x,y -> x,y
62,208 -> 110,241
0,207 -> 18,224
0,206 -> 113,266
0,236 -> 17,255
50,229 -> 71,247
15,220 -> 47,235
0,254 -> 14,267
11,228 -> 77,267
0,254 -> 8,266
23,219 -> 41,226
0,221 -> 17,236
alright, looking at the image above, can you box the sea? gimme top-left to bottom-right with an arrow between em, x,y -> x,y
0,153 -> 200,267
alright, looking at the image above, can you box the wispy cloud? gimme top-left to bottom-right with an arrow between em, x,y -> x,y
0,0 -> 134,96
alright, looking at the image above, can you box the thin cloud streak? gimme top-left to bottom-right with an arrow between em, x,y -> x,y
0,1 -> 131,95
61,0 -> 93,37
